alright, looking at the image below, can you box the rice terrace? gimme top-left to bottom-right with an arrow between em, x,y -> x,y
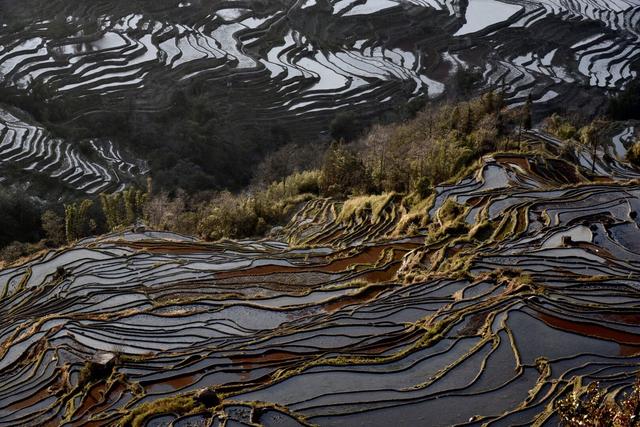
1,0 -> 640,426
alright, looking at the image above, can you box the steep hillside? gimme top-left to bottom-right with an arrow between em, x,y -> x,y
1,125 -> 640,426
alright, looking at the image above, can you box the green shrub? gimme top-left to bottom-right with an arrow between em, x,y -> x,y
627,142 -> 640,167
263,170 -> 321,201
337,194 -> 395,223
544,114 -> 577,140
197,192 -> 261,241
438,198 -> 465,224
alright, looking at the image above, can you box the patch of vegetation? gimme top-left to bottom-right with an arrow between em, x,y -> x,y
468,219 -> 496,241
0,241 -> 47,265
351,92 -> 522,194
627,142 -> 640,167
543,113 -> 578,140
0,185 -> 46,248
100,187 -> 147,231
78,359 -> 115,388
251,142 -> 325,187
337,193 -> 395,224
145,170 -> 322,241
320,142 -> 371,196
543,113 -> 610,174
41,210 -> 65,246
556,380 -> 640,426
64,199 -> 97,242
119,394 -> 206,427
438,199 -> 465,225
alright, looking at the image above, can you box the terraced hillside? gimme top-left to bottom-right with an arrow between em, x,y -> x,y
1,0 -> 640,192
1,124 -> 640,426
0,109 -> 148,194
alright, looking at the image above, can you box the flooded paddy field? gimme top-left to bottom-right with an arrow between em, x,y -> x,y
2,0 -> 638,110
1,128 -> 640,425
1,0 -> 640,194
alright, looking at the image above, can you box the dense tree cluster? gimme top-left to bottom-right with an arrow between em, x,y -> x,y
64,200 -> 96,243
345,92 -> 527,194
0,186 -> 45,248
607,79 -> 640,121
453,68 -> 483,98
100,187 -> 147,230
